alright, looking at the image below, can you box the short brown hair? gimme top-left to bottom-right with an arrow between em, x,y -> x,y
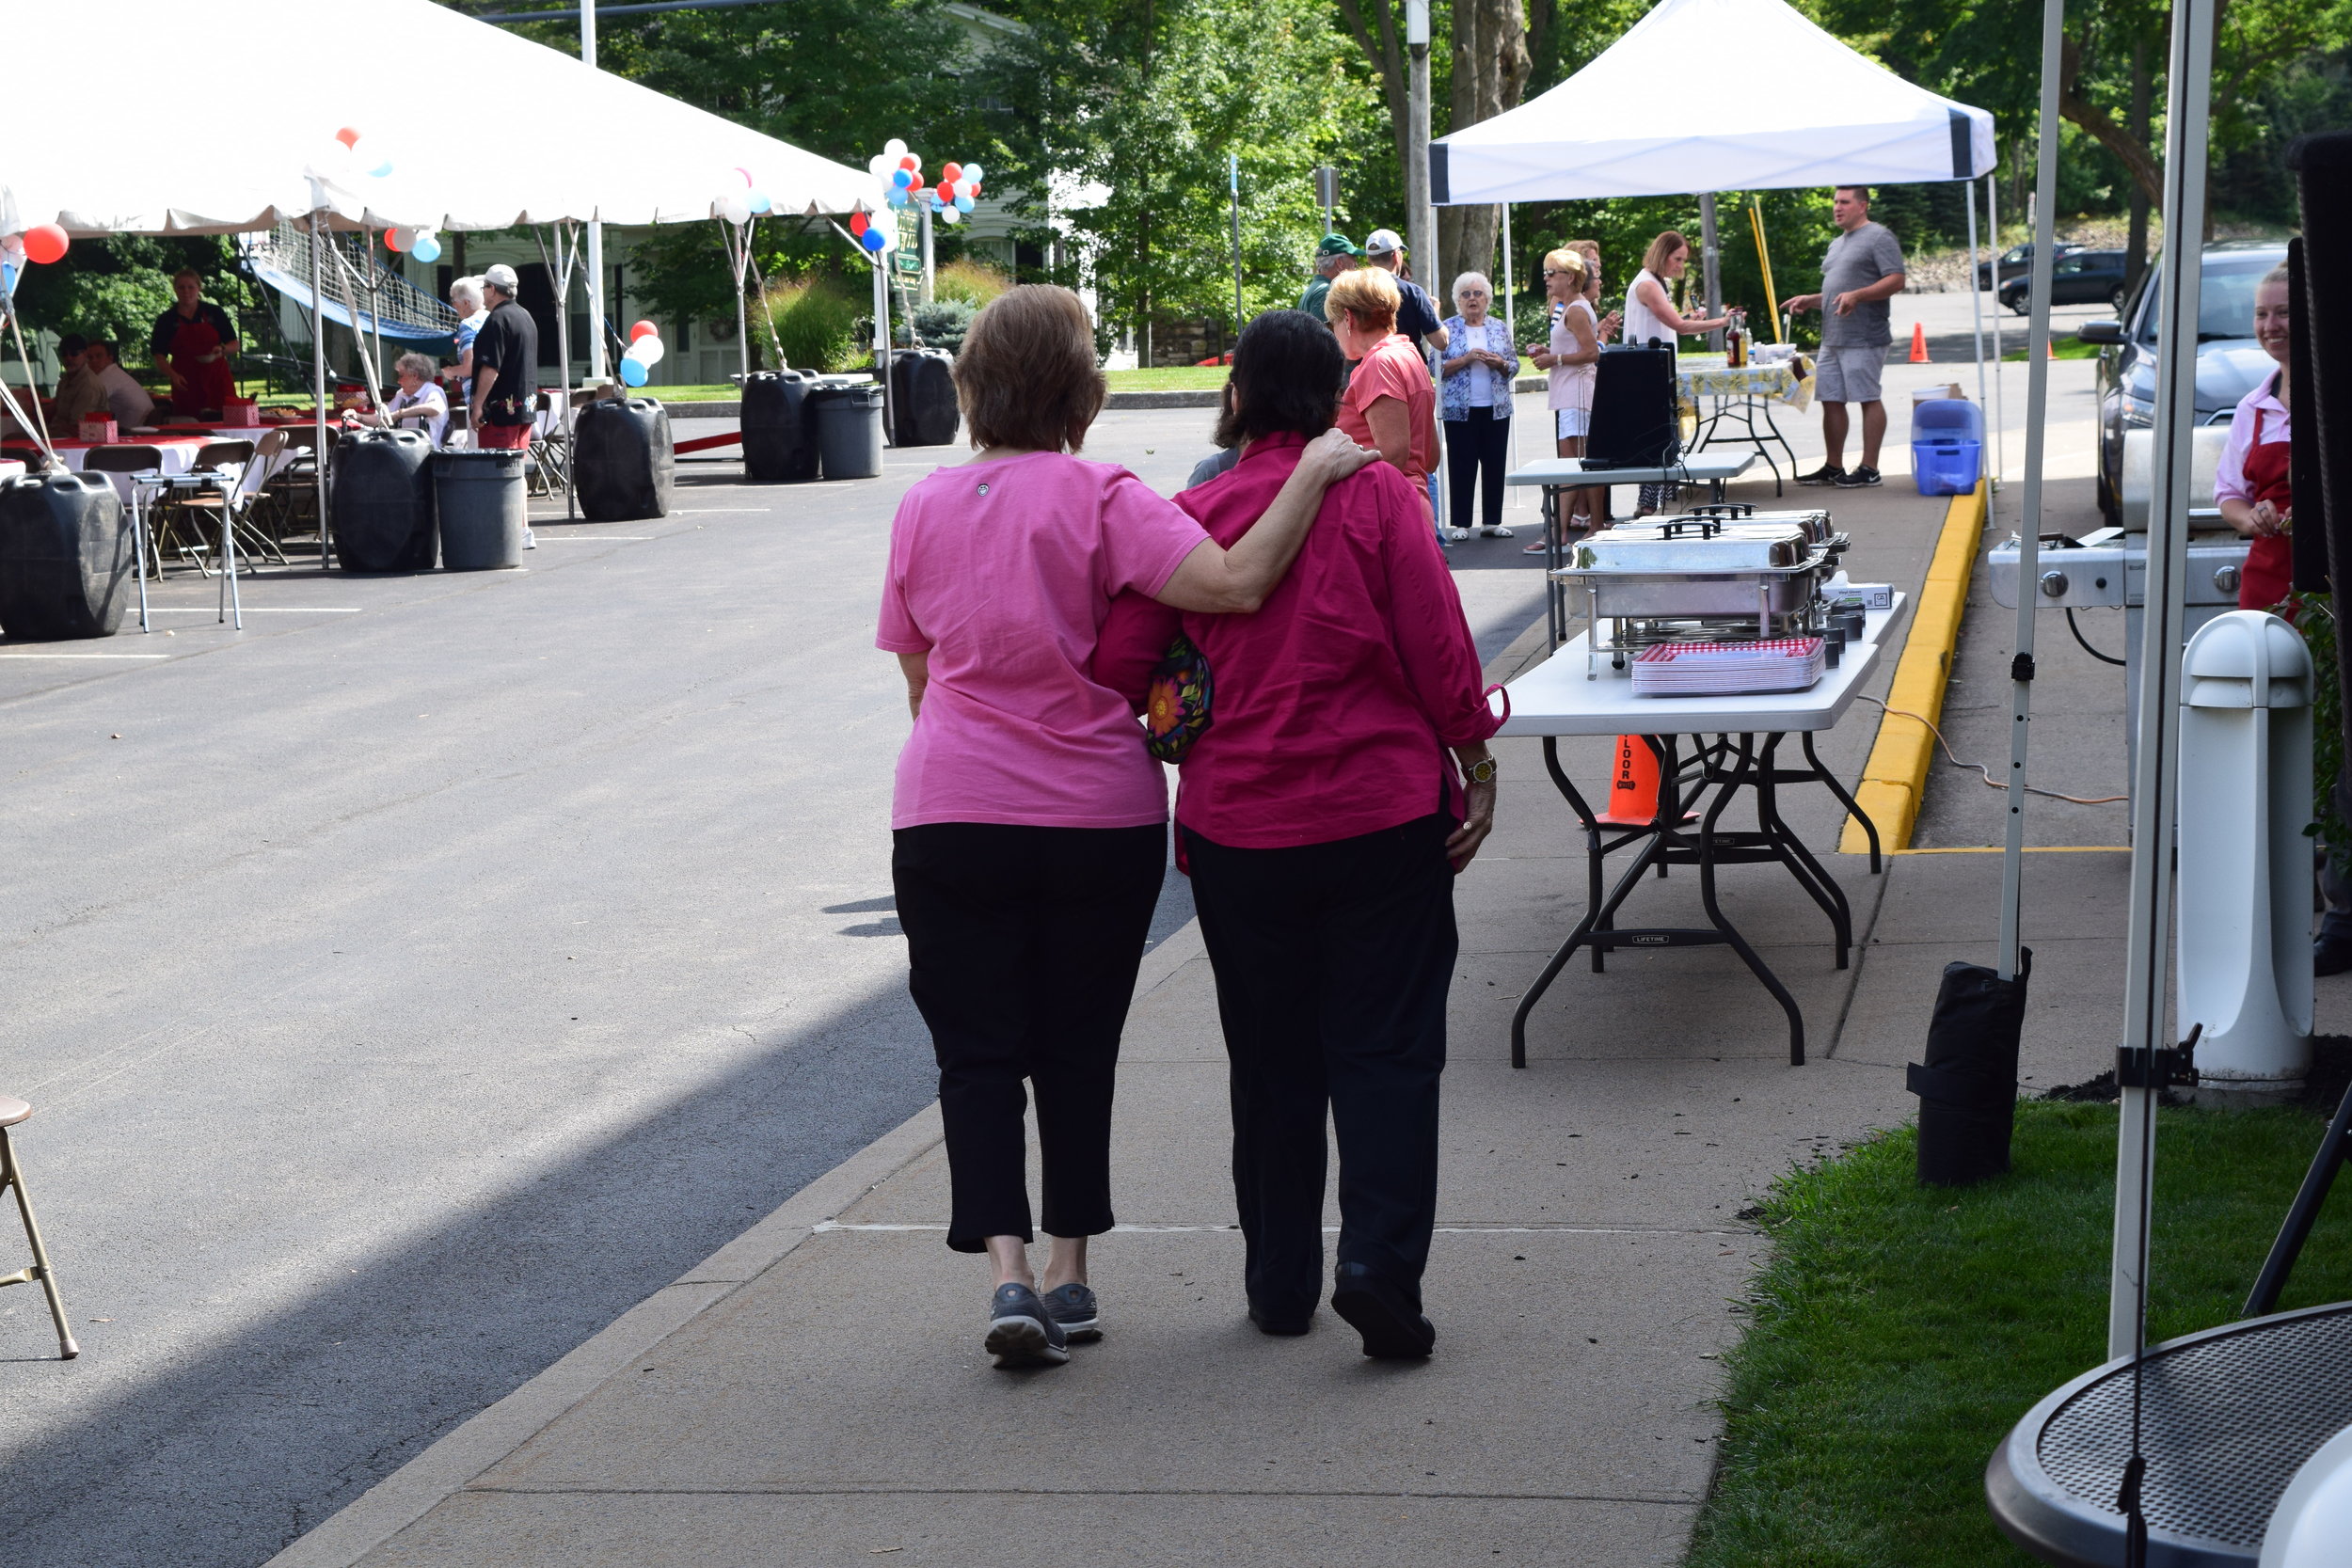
1324,266 -> 1399,334
952,285 -> 1105,452
1641,230 -> 1688,277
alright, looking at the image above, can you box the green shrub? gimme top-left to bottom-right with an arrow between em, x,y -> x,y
912,300 -> 977,353
933,259 -> 1011,311
763,276 -> 865,372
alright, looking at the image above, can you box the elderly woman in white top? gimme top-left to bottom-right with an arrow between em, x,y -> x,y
381,352 -> 451,445
1439,271 -> 1521,541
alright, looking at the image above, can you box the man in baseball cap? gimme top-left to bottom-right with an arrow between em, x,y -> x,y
1297,233 -> 1361,325
1359,229 -> 1447,356
467,262 -> 540,546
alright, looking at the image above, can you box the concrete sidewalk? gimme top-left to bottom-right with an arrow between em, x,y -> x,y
265,476 -> 2185,1568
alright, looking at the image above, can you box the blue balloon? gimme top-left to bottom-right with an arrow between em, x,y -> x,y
749,191 -> 771,214
955,194 -> 974,213
410,234 -> 441,263
619,357 -> 650,387
861,228 -> 886,253
892,168 -> 913,189
1,261 -> 15,294
886,189 -> 907,208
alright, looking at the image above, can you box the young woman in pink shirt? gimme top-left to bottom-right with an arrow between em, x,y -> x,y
877,286 -> 1375,1370
1097,309 -> 1502,1359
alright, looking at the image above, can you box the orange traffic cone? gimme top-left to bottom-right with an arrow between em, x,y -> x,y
2047,336 -> 2058,359
1597,735 -> 1663,825
1908,322 -> 1930,363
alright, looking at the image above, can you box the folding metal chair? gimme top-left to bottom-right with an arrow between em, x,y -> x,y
0,1096 -> 78,1360
81,444 -> 169,578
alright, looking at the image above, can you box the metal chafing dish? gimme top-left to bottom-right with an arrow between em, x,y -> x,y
1552,512 -> 1840,677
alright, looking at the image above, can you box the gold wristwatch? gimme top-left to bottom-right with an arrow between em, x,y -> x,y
1462,756 -> 1498,785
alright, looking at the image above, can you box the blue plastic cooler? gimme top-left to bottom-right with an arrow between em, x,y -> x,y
1911,398 -> 1983,496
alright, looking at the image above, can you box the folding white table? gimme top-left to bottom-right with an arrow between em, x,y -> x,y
1494,595 -> 1903,1068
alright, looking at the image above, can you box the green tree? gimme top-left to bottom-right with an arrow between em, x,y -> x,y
968,0 -> 1366,356
8,234 -> 257,367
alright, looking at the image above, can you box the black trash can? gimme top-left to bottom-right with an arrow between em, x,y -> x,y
332,428 -> 437,572
1907,949 -> 2032,1186
0,471 -> 132,641
740,370 -> 818,483
813,384 -> 885,480
432,450 -> 528,571
575,397 -> 675,521
888,348 -> 960,447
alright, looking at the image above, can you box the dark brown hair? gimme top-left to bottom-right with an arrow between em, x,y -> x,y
1212,309 -> 1343,449
952,285 -> 1106,452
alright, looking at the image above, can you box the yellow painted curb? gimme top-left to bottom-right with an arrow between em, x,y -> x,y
1838,481 -> 1990,853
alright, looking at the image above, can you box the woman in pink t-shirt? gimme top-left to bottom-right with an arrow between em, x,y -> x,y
876,286 -> 1374,1370
1095,309 -> 1502,1359
1327,267 -> 1440,529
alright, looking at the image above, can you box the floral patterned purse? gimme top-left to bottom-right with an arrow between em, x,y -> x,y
1143,632 -> 1214,764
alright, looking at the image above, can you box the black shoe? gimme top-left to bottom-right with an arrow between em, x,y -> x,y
1833,465 -> 1883,488
2317,932 -> 2352,976
1040,1282 -> 1102,1343
1248,1302 -> 1312,1337
984,1283 -> 1069,1369
1330,1263 -> 1434,1359
1795,463 -> 1845,486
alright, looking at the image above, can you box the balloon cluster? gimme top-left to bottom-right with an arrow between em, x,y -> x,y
714,166 -> 774,227
619,319 -> 665,388
846,209 -> 896,255
315,125 -> 397,182
0,222 -> 70,295
386,225 -> 442,264
867,139 -> 982,228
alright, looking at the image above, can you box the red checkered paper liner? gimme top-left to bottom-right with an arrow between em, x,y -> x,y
1629,637 -> 1825,697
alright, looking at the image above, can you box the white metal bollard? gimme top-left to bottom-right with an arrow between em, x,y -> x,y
2176,610 -> 2314,1089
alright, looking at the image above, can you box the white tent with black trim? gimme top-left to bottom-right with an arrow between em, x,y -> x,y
1431,0 -> 1995,203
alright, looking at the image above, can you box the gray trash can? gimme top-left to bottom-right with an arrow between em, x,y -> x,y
813,384 -> 884,480
432,450 -> 528,570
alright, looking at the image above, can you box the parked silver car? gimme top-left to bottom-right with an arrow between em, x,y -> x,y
2081,240 -> 2288,525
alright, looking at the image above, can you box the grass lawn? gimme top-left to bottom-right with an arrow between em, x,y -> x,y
1104,366 -> 1231,391
2000,337 -> 2104,362
1688,1100 -> 2352,1568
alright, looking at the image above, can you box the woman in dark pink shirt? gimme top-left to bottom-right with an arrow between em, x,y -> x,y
879,287 -> 1374,1370
1098,309 -> 1502,1359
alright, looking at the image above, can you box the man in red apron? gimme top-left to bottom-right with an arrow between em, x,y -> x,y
149,269 -> 240,417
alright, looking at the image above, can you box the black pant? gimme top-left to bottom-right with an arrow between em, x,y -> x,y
893,822 -> 1166,1252
1184,813 -> 1455,1321
1444,405 -> 1510,533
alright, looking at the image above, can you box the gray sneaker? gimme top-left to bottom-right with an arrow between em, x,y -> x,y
1040,1282 -> 1102,1343
984,1283 -> 1069,1369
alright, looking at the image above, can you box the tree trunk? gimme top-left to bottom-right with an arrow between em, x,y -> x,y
2126,35 -> 2151,290
1437,0 -> 1530,288
2058,34 -> 2164,211
1335,0 -> 1413,228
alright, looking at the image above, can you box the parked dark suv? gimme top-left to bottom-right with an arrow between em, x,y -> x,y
2081,239 -> 2288,524
1998,248 -> 2131,313
1977,240 -> 2084,290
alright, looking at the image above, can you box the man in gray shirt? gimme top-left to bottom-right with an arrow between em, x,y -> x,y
1785,186 -> 1907,487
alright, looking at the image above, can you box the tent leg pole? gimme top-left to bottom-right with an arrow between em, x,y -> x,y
1502,202 -> 1520,510
311,210 -> 329,573
1967,182 -> 1989,426
1988,174 -> 2006,485
1699,192 -> 1722,354
2109,0 -> 2217,1362
2001,0 -> 2065,994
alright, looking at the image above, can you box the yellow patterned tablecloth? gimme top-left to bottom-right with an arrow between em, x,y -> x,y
1677,356 -> 1811,413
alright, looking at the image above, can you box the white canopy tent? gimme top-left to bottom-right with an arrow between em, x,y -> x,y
1430,0 -> 1995,203
1,0 -> 878,234
1,0 -> 881,545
